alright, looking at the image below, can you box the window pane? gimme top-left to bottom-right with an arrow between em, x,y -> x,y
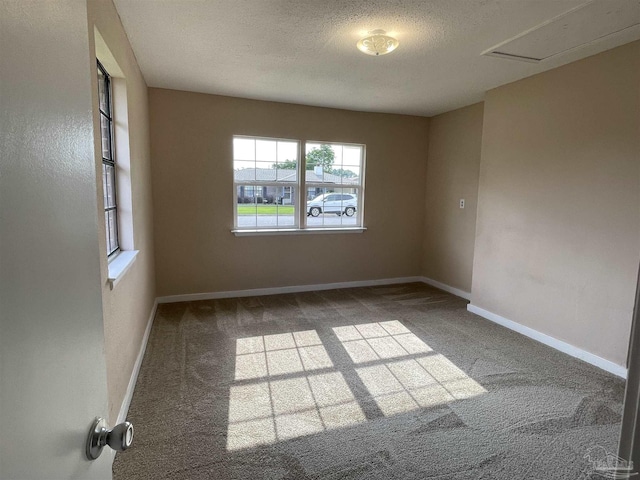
276,140 -> 299,176
236,186 -> 297,229
104,211 -> 110,254
234,161 -> 256,182
304,143 -> 363,192
276,169 -> 297,182
305,142 -> 322,153
277,203 -> 296,227
237,206 -> 258,228
97,67 -> 109,114
109,209 -> 117,253
306,187 -> 359,228
112,211 -> 119,253
339,164 -> 361,178
305,144 -> 336,176
333,166 -> 360,184
100,113 -> 111,160
277,141 -> 298,163
255,162 -> 277,183
276,186 -> 296,227
240,185 -> 265,203
233,140 -> 299,182
342,146 -> 362,165
105,209 -> 119,255
306,167 -> 325,183
234,159 -> 255,172
102,164 -> 108,207
256,139 -> 277,162
233,137 -> 255,161
104,164 -> 116,208
336,146 -> 362,183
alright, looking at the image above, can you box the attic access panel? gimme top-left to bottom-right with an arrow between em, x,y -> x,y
483,1 -> 640,63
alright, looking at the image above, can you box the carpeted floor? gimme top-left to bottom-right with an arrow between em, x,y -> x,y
113,283 -> 624,480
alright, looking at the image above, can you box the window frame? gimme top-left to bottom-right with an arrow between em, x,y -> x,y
232,136 -> 366,234
302,140 -> 366,230
97,60 -> 120,257
232,135 -> 302,231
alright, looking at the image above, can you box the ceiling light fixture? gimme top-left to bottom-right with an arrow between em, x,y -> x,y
357,30 -> 399,56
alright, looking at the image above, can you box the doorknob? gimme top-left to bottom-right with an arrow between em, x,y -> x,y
86,417 -> 134,460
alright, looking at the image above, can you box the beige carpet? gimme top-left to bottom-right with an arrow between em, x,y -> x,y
114,283 -> 624,479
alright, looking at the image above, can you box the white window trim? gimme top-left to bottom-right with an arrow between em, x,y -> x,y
96,28 -> 138,285
107,250 -> 139,289
233,135 -> 302,231
232,137 -> 366,234
232,227 -> 366,237
302,140 -> 366,230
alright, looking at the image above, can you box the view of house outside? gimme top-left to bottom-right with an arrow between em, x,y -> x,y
233,137 -> 364,229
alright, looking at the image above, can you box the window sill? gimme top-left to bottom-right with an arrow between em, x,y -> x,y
108,250 -> 139,289
232,227 -> 367,237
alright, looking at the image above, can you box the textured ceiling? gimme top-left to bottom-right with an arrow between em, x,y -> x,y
112,0 -> 640,116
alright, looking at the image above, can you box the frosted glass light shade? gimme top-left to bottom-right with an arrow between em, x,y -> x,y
357,30 -> 399,56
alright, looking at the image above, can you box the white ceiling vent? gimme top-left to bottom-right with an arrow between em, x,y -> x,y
482,1 -> 640,63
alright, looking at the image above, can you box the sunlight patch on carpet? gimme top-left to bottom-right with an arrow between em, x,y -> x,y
228,329 -> 364,450
227,369 -> 365,450
227,322 -> 485,450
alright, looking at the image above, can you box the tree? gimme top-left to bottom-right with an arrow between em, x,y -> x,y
305,144 -> 334,172
271,144 -> 335,172
330,168 -> 357,178
272,159 -> 297,170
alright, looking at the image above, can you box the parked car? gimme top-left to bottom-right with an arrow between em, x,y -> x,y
307,193 -> 357,217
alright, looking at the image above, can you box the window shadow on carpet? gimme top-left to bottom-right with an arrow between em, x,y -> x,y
227,321 -> 486,451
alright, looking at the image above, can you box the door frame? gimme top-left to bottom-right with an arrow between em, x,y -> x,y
618,264 -> 640,473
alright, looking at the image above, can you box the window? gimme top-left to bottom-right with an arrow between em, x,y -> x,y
233,136 -> 365,232
233,136 -> 299,229
97,60 -> 119,256
304,142 -> 364,228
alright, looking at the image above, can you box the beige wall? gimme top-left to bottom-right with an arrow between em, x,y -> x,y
88,0 -> 156,423
471,41 -> 640,367
423,103 -> 484,293
149,89 -> 430,296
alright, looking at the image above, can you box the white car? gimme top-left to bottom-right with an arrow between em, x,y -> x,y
307,193 -> 357,217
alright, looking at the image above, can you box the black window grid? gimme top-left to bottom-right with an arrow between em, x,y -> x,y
97,60 -> 119,257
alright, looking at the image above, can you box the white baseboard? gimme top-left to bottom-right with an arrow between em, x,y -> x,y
420,277 -> 471,300
467,304 -> 627,379
116,299 -> 158,424
156,276 -> 425,304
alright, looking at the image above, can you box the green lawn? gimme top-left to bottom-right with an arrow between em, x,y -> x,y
237,204 -> 295,215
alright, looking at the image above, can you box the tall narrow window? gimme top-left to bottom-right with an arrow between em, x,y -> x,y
97,60 -> 119,256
